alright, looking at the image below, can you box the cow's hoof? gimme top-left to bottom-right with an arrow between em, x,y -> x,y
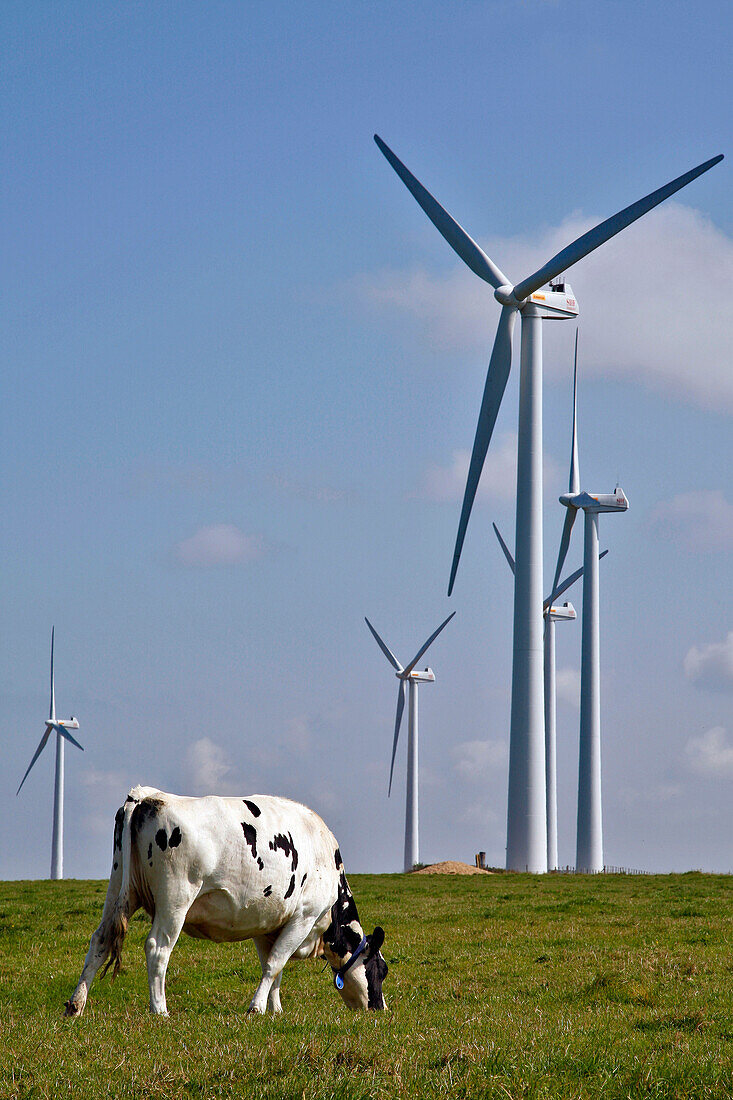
64,999 -> 82,1018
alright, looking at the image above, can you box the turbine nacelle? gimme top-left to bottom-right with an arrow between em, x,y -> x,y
545,601 -> 576,622
526,283 -> 579,319
397,668 -> 435,683
493,281 -> 578,318
560,486 -> 629,513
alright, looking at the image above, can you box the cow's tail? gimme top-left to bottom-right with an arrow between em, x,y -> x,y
100,791 -> 139,979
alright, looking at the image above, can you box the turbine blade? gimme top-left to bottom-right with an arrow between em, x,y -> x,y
388,680 -> 407,796
448,305 -> 517,595
492,523 -> 515,574
58,725 -> 84,751
550,508 -> 578,604
365,618 -> 403,672
374,135 -> 510,290
569,329 -> 580,494
545,563 -> 583,608
513,153 -> 724,301
16,728 -> 52,796
50,626 -> 55,721
544,548 -> 608,608
402,611 -> 456,678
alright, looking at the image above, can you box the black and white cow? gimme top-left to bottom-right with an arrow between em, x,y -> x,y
65,786 -> 388,1016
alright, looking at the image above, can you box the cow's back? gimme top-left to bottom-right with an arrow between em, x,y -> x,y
129,791 -> 340,943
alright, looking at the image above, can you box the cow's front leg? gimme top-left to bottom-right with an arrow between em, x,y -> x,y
252,935 -> 283,1015
145,907 -> 187,1016
248,917 -> 313,1015
267,970 -> 283,1014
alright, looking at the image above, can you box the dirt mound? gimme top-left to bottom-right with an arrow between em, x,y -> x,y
412,860 -> 493,875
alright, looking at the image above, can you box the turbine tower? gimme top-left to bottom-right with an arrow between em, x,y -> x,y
375,134 -> 722,871
17,628 -> 83,879
550,352 -> 628,873
365,612 -> 455,872
493,522 -> 607,870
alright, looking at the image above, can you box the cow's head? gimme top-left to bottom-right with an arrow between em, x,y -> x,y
331,926 -> 388,1011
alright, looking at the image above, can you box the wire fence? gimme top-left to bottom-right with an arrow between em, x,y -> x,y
550,864 -> 651,876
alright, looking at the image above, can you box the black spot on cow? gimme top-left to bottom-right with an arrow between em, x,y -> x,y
284,874 -> 296,900
243,799 -> 261,818
263,885 -> 272,897
155,829 -> 168,852
323,870 -> 363,958
113,808 -> 124,853
334,847 -> 342,868
301,873 -> 307,886
242,822 -> 260,865
113,861 -> 118,871
338,870 -> 359,924
270,832 -> 299,874
169,826 -> 182,848
147,842 -> 153,862
130,796 -> 164,842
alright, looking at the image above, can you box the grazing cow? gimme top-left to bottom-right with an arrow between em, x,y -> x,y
65,786 -> 388,1016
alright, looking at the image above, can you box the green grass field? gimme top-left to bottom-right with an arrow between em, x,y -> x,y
2,872 -> 733,1099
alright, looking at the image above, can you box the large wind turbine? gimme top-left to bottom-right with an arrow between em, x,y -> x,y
493,523 -> 607,870
16,628 -> 83,879
375,134 -> 722,871
365,612 -> 455,872
551,355 -> 628,874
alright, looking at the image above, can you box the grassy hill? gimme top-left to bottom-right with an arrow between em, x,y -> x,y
2,872 -> 733,1098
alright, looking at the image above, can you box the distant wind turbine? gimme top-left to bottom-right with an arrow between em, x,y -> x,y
493,522 -> 607,870
365,613 -> 455,872
550,346 -> 628,873
16,628 -> 83,879
375,133 -> 722,872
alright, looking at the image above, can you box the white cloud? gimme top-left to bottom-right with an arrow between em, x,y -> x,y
453,738 -> 507,782
685,727 -> 733,776
183,737 -> 238,795
650,491 -> 733,552
421,432 -> 560,504
357,202 -> 733,411
556,666 -> 581,710
175,524 -> 264,567
684,632 -> 733,693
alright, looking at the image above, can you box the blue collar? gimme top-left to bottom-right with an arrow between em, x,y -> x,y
333,936 -> 368,990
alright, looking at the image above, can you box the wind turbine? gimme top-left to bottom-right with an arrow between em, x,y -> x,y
374,134 -> 722,871
493,522 -> 607,870
550,345 -> 628,873
16,628 -> 83,879
365,612 -> 455,872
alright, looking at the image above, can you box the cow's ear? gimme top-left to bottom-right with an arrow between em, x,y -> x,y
368,926 -> 385,954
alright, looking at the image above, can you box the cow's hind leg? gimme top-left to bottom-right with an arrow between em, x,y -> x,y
248,915 -> 314,1015
65,862 -> 126,1017
252,935 -> 283,1015
145,900 -> 191,1016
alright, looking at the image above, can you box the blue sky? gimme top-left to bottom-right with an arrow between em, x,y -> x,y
2,1 -> 731,878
